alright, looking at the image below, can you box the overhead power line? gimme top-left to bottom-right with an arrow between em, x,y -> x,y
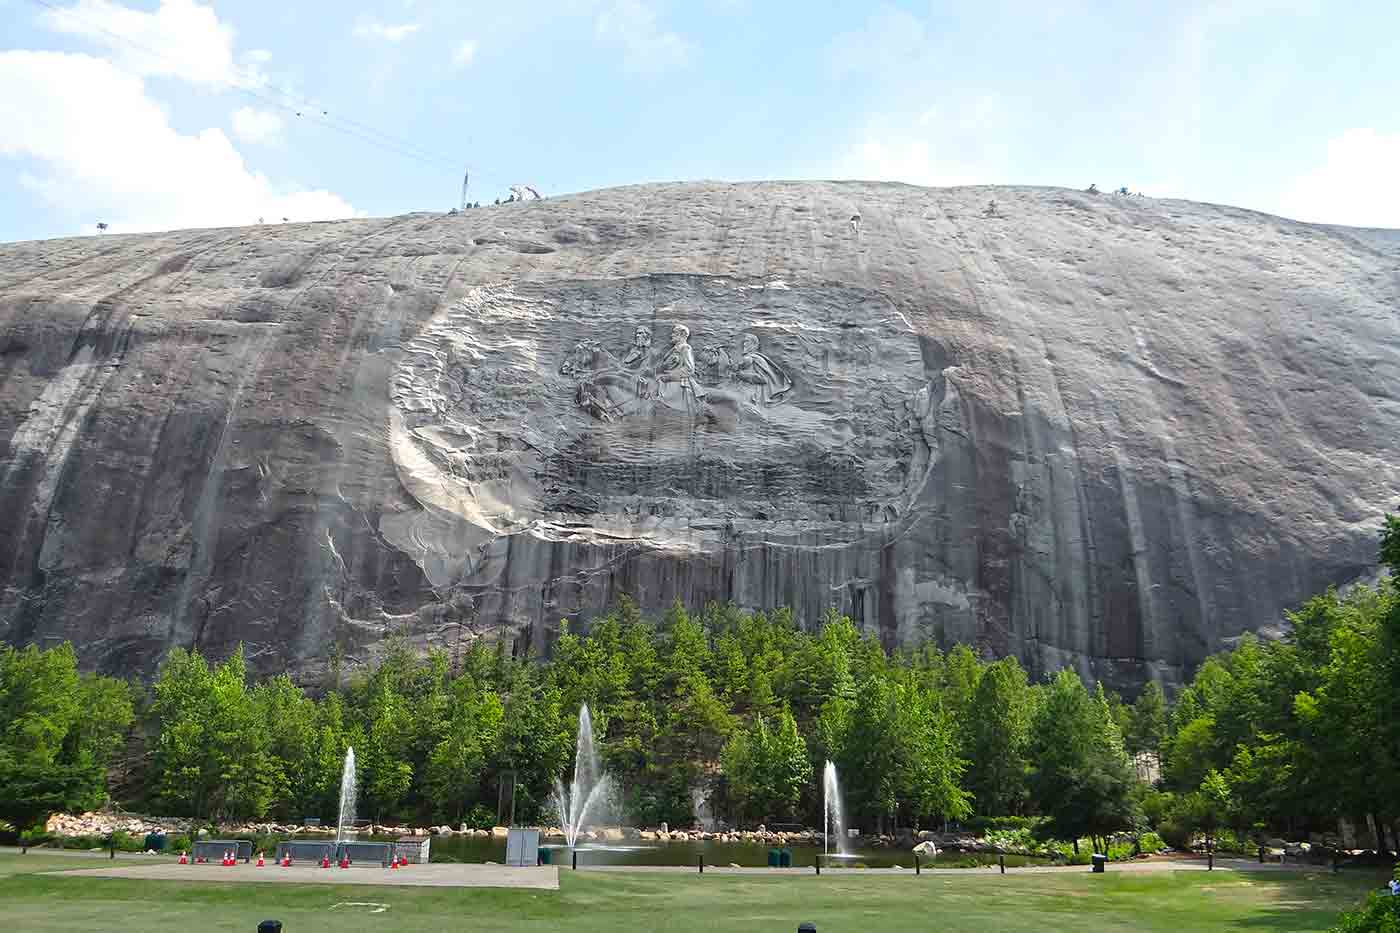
26,0 -> 510,185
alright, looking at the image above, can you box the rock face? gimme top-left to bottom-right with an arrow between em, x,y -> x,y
1,182 -> 1397,690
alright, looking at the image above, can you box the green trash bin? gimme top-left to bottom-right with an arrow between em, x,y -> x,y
540,847 -> 552,865
780,848 -> 792,868
767,848 -> 780,867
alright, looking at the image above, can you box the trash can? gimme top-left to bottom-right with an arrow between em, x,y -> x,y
143,832 -> 166,852
779,848 -> 792,868
1091,853 -> 1107,873
768,848 -> 780,867
539,847 -> 552,865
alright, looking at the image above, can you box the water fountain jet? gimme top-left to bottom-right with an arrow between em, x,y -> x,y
335,747 -> 357,845
550,704 -> 616,848
823,760 -> 849,857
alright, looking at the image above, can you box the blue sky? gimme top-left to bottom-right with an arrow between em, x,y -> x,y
1,0 -> 1398,241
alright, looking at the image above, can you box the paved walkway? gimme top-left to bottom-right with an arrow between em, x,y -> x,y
44,860 -> 559,890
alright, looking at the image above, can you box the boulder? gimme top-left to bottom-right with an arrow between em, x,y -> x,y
491,826 -> 509,839
912,841 -> 939,856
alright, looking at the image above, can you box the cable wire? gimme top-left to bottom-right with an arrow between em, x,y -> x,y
26,0 -> 512,187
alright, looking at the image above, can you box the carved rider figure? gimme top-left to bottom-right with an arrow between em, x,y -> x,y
733,333 -> 791,405
620,325 -> 652,369
651,323 -> 707,408
620,325 -> 654,400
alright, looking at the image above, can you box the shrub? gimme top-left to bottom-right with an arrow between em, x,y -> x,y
463,804 -> 496,830
1327,892 -> 1400,933
966,816 -> 1038,833
1157,819 -> 1191,850
1138,832 -> 1167,854
982,828 -> 1072,859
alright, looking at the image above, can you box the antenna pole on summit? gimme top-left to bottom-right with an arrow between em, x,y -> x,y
461,170 -> 470,211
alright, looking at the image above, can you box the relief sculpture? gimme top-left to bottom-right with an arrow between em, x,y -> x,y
391,275 -> 931,556
562,323 -> 792,422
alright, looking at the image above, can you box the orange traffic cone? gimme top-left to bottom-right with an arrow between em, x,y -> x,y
256,852 -> 265,867
321,854 -> 330,868
389,859 -> 398,870
400,855 -> 408,867
178,851 -> 188,865
282,853 -> 292,867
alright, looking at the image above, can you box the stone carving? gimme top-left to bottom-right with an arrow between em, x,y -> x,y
731,333 -> 792,406
565,325 -> 794,422
391,275 -> 932,550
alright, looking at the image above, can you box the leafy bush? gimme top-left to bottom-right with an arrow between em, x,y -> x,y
463,804 -> 496,830
1157,819 -> 1192,850
167,833 -> 191,853
966,816 -> 1039,833
982,828 -> 1074,859
1137,831 -> 1167,854
1327,892 -> 1400,933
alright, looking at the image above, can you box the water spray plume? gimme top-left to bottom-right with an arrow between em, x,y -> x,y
336,747 -> 358,845
550,704 -> 617,848
823,760 -> 849,857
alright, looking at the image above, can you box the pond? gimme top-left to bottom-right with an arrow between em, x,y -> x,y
424,834 -> 1053,869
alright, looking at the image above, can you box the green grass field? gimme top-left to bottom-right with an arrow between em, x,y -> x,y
0,851 -> 1381,932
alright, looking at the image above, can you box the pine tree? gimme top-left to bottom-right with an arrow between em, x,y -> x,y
1027,670 -> 1139,852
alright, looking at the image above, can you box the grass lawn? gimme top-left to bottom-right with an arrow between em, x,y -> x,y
0,851 -> 1381,932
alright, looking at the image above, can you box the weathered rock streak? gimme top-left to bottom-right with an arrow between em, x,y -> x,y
1,182 -> 1397,690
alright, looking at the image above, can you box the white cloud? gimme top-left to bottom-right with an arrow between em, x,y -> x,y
1274,129 -> 1400,228
452,38 -> 478,69
595,0 -> 693,73
828,6 -> 932,80
230,106 -> 284,146
829,91 -> 1013,189
833,137 -> 989,188
39,0 -> 264,87
353,18 -> 422,42
0,51 -> 357,235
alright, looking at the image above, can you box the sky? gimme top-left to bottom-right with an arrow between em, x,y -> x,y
1,0 -> 1398,241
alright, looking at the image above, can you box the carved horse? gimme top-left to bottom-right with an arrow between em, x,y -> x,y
560,341 -> 648,421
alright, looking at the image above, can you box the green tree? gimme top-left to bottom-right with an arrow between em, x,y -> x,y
425,677 -> 503,822
1125,680 -> 1168,760
1027,671 -> 1139,853
358,673 -> 414,822
964,657 -> 1030,815
147,645 -> 276,822
495,675 -> 571,823
0,643 -> 131,831
721,707 -> 812,822
942,644 -> 983,752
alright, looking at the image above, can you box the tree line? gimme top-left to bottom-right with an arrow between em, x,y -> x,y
2,518 -> 1396,855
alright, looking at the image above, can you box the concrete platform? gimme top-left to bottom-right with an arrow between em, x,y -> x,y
48,860 -> 558,889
